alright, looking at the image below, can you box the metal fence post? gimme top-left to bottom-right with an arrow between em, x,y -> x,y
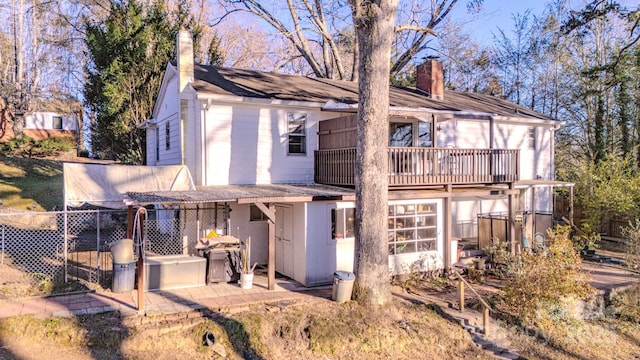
97,210 -> 101,283
64,209 -> 68,283
1,225 -> 4,267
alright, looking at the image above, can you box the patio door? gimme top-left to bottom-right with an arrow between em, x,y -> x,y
275,205 -> 294,278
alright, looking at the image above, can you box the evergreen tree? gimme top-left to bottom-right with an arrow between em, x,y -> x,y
84,0 -> 180,163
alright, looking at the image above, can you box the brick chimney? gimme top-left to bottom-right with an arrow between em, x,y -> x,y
177,28 -> 194,92
416,59 -> 444,100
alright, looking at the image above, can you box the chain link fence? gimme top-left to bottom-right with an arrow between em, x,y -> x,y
0,205 -> 228,300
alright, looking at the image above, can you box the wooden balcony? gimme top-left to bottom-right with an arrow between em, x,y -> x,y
314,147 -> 520,187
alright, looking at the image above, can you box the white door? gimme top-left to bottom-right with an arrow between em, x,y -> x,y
275,205 -> 294,277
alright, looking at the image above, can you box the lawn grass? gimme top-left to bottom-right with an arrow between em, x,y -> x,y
0,156 -> 63,211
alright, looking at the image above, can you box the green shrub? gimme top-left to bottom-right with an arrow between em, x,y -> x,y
621,219 -> 640,270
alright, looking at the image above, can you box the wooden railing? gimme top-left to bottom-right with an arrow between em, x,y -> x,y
314,147 -> 519,187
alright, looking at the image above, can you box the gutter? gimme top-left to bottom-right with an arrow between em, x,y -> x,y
196,93 -> 327,109
137,119 -> 156,129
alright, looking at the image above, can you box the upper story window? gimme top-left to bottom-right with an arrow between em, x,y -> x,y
331,207 -> 355,240
528,127 -> 536,150
417,122 -> 433,147
52,116 -> 63,130
165,122 -> 171,150
389,121 -> 432,147
155,127 -> 160,161
287,113 -> 306,155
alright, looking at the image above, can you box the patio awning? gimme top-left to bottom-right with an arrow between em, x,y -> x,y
126,183 -> 355,206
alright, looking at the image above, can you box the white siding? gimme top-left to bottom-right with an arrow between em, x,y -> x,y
153,118 -> 181,165
437,119 -> 489,148
492,122 -> 554,181
305,201 -> 356,286
437,117 -> 555,183
228,203 -> 269,265
23,112 -> 77,131
202,103 -> 341,186
150,77 -> 182,166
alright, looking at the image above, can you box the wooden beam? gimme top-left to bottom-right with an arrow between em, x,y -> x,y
267,203 -> 276,291
126,205 -> 133,239
254,202 -> 275,223
238,196 -> 314,204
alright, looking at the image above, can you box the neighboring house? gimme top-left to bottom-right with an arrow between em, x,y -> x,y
136,30 -> 571,287
0,97 -> 82,145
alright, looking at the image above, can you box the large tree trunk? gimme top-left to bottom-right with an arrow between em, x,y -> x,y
349,0 -> 398,307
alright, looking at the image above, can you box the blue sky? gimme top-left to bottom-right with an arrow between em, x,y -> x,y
450,0 -> 549,42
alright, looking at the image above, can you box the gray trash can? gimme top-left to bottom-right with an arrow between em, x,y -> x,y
112,262 -> 136,293
332,271 -> 355,303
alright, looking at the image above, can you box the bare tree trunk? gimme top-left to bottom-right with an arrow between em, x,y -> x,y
30,0 -> 41,96
349,0 -> 397,307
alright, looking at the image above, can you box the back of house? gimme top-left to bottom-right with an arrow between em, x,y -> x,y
137,30 -> 569,286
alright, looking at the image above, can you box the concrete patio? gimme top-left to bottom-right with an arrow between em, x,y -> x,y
0,273 -> 332,319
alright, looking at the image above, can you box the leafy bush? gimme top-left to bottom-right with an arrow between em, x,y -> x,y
560,154 -> 640,241
498,226 -> 595,326
620,219 -> 640,270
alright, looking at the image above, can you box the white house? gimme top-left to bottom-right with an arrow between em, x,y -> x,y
136,30 -> 571,288
1,98 -> 82,144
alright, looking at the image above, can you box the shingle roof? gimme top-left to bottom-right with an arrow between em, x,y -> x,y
191,64 -> 555,121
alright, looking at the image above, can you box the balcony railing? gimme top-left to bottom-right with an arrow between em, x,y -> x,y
314,147 -> 520,187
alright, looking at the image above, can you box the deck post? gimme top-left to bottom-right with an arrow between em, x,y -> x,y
458,280 -> 465,312
444,184 -> 453,271
482,306 -> 490,334
253,202 -> 277,291
508,183 -> 516,256
268,203 -> 276,290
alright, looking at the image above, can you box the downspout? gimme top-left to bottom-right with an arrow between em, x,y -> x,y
489,116 -> 495,149
489,116 -> 495,182
550,127 -> 555,182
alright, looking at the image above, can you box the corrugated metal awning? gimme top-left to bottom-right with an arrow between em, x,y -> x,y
126,183 -> 355,206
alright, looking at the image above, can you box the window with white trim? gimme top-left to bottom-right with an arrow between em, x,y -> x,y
331,208 -> 355,240
165,122 -> 171,150
52,116 -> 63,130
388,202 -> 437,254
155,127 -> 160,161
389,121 -> 433,147
287,113 -> 306,155
528,127 -> 536,150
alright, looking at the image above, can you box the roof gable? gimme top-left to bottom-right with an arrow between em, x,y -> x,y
152,63 -> 178,119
